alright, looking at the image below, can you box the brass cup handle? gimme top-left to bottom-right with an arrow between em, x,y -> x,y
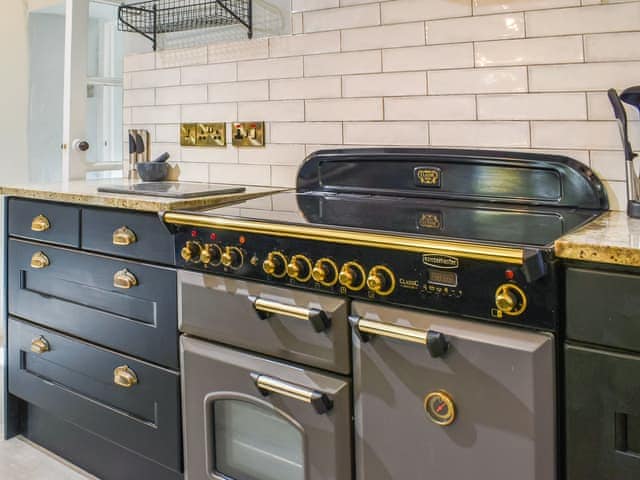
114,365 -> 138,388
30,251 -> 50,269
31,214 -> 51,232
349,315 -> 449,358
112,226 -> 137,246
31,336 -> 50,354
249,296 -> 331,333
113,269 -> 138,289
251,373 -> 333,414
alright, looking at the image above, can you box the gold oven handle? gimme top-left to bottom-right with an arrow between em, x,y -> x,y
113,365 -> 138,388
113,269 -> 138,289
31,214 -> 51,232
112,226 -> 137,246
249,296 -> 331,333
30,251 -> 50,269
251,373 -> 333,414
349,315 -> 449,358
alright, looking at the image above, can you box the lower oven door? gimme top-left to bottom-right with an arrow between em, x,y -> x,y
181,335 -> 352,480
350,302 -> 556,480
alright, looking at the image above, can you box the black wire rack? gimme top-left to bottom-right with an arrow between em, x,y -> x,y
118,0 -> 253,51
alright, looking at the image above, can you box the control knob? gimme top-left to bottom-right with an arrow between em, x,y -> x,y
263,252 -> 288,278
312,258 -> 339,287
339,261 -> 366,291
286,255 -> 312,282
495,284 -> 527,316
181,241 -> 202,263
200,244 -> 222,266
366,265 -> 396,296
221,246 -> 244,269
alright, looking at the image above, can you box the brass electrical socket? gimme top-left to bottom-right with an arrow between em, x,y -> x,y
181,123 -> 226,147
231,122 -> 265,147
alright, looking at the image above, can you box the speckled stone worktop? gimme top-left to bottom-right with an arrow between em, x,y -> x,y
0,179 -> 281,212
555,211 -> 640,268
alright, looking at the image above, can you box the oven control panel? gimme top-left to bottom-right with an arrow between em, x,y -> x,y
173,227 -> 558,331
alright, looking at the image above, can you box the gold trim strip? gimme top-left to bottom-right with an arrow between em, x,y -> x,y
255,375 -> 315,404
254,298 -> 313,321
164,212 -> 524,265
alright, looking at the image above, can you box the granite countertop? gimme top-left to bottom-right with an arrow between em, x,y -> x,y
0,179 -> 282,212
555,211 -> 640,268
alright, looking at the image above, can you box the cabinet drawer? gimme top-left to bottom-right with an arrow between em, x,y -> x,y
567,268 -> 640,352
81,207 -> 174,265
566,343 -> 640,480
8,198 -> 80,247
179,272 -> 351,374
8,238 -> 178,368
8,318 -> 182,473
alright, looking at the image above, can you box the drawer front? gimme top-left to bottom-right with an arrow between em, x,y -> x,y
8,198 -> 80,247
82,207 -> 174,265
181,335 -> 352,480
567,268 -> 640,352
566,343 -> 640,480
8,238 -> 178,368
8,318 -> 182,472
179,271 -> 351,374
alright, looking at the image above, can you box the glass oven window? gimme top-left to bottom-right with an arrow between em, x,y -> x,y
213,399 -> 304,480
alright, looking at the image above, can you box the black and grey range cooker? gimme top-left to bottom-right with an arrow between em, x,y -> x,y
163,148 -> 607,480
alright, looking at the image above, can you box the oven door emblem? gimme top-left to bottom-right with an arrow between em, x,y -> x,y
418,212 -> 443,230
414,167 -> 441,187
422,254 -> 459,269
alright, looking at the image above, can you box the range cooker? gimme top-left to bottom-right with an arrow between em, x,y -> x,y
163,148 -> 608,480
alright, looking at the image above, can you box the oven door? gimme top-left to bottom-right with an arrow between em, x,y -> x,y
181,335 -> 352,480
350,302 -> 556,480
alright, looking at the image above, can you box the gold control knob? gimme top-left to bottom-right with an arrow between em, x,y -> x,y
200,244 -> 222,266
495,284 -> 527,316
263,252 -> 288,278
339,261 -> 367,291
286,255 -> 312,282
366,265 -> 396,296
221,246 -> 244,269
312,258 -> 339,287
113,365 -> 138,389
181,241 -> 202,263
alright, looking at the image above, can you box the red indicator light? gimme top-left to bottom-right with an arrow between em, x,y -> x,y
191,230 -> 198,238
210,232 -> 217,241
504,269 -> 515,280
239,235 -> 246,245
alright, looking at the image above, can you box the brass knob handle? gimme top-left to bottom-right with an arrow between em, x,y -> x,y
495,284 -> 527,316
366,266 -> 396,296
200,244 -> 222,266
113,269 -> 138,289
113,365 -> 138,388
339,262 -> 366,291
31,214 -> 51,232
286,255 -> 312,282
181,241 -> 201,263
30,251 -> 50,269
262,252 -> 287,277
221,247 -> 243,269
30,336 -> 50,354
112,226 -> 137,246
312,258 -> 339,287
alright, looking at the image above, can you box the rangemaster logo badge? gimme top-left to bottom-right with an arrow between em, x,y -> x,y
414,167 -> 441,187
422,254 -> 459,269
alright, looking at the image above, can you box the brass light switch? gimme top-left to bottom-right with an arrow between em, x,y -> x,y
232,122 -> 265,147
181,123 -> 226,147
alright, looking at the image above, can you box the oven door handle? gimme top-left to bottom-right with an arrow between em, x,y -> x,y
250,373 -> 334,414
249,296 -> 331,333
349,315 -> 449,358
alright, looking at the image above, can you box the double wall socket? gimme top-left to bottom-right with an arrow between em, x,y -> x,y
181,123 -> 226,147
232,122 -> 265,147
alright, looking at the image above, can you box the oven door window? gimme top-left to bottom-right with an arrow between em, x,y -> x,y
212,399 -> 304,480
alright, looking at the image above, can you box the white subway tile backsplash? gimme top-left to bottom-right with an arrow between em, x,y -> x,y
130,68 -> 180,88
477,93 -> 587,120
426,13 -> 524,44
531,121 -> 621,149
270,31 -> 341,57
584,32 -> 640,62
123,89 -> 155,107
181,63 -> 237,85
293,0 -> 339,12
341,22 -> 425,52
123,52 -> 155,72
208,38 -> 269,64
208,81 -> 269,102
239,144 -> 306,165
384,96 -> 476,120
238,100 -> 305,121
473,0 -> 579,15
270,77 -> 342,100
157,85 -> 207,105
529,62 -> 640,92
170,162 -> 209,182
525,3 -> 640,37
602,180 -> 626,211
271,122 -> 343,144
343,122 -> 429,145
587,92 -> 639,121
303,4 -> 380,33
382,43 -> 474,72
149,143 -> 182,162
238,57 -> 303,81
210,163 -> 271,185
343,71 -> 427,97
590,150 -> 627,181
131,105 -> 180,124
381,0 -> 471,24
306,98 -> 383,120
272,166 -> 300,187
155,124 -> 179,143
304,51 -> 381,76
156,47 -> 207,69
430,121 -> 530,147
475,36 -> 584,67
429,67 -> 527,94
292,13 -> 304,34
181,103 -> 238,122
182,146 -> 238,164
